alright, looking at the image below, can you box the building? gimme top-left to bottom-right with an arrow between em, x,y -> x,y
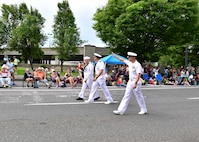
0,45 -> 110,65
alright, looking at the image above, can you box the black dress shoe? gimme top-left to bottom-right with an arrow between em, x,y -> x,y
94,97 -> 100,101
76,97 -> 84,100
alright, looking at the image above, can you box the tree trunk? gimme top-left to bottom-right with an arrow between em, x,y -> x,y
61,60 -> 63,72
29,59 -> 34,71
30,62 -> 34,71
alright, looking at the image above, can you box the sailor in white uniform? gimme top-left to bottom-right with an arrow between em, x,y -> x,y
85,53 -> 113,104
76,56 -> 99,100
112,52 -> 147,115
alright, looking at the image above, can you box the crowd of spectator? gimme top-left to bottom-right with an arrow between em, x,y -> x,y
143,65 -> 199,86
0,56 -> 82,88
105,64 -> 199,87
105,64 -> 129,87
1,54 -> 199,88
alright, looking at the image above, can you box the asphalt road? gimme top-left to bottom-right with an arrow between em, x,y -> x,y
0,85 -> 199,142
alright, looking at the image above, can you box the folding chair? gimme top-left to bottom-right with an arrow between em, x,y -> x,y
156,73 -> 163,85
143,73 -> 149,83
72,76 -> 82,87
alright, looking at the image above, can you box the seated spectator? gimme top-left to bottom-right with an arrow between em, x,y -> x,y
111,70 -> 118,82
0,64 -> 11,88
162,76 -> 169,85
149,77 -> 156,85
51,69 -> 60,88
24,68 -> 34,87
193,74 -> 199,85
105,71 -> 113,86
178,77 -> 190,86
168,76 -> 177,85
188,74 -> 194,85
162,76 -> 176,85
119,64 -> 129,82
172,69 -> 178,81
116,75 -> 127,87
34,67 -> 50,88
64,69 -> 75,88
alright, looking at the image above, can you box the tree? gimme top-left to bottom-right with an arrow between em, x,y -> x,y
0,20 -> 6,48
10,14 -> 45,69
93,0 -> 199,64
53,0 -> 83,72
0,3 -> 45,69
158,46 -> 184,68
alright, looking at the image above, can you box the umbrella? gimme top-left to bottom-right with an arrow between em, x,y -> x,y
101,54 -> 127,64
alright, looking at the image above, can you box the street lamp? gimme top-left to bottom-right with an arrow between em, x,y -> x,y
185,43 -> 188,67
47,33 -> 53,48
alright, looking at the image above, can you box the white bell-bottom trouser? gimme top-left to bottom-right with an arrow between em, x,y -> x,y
118,80 -> 147,113
78,78 -> 99,99
88,78 -> 113,102
0,77 -> 11,85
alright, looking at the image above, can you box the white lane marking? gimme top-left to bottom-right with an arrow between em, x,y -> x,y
56,95 -> 69,98
187,97 -> 199,100
24,101 -> 118,106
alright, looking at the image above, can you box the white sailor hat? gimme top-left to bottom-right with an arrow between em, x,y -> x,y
127,52 -> 137,57
84,56 -> 90,60
94,53 -> 102,58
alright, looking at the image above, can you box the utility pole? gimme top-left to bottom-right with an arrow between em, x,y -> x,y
185,32 -> 188,67
185,43 -> 188,67
48,33 -> 53,48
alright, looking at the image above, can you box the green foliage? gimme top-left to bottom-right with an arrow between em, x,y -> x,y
93,0 -> 199,65
0,20 -> 7,47
0,3 -> 46,69
158,46 -> 184,67
53,0 -> 83,71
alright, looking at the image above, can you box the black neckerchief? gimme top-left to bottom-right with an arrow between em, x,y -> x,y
84,63 -> 89,71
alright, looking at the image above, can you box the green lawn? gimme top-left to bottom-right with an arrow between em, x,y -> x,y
17,67 -> 26,75
1,67 -> 79,77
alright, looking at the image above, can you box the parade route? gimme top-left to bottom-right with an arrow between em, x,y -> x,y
0,86 -> 199,142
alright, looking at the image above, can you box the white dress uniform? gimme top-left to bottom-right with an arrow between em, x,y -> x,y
78,61 -> 99,99
113,52 -> 147,115
86,60 -> 113,103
